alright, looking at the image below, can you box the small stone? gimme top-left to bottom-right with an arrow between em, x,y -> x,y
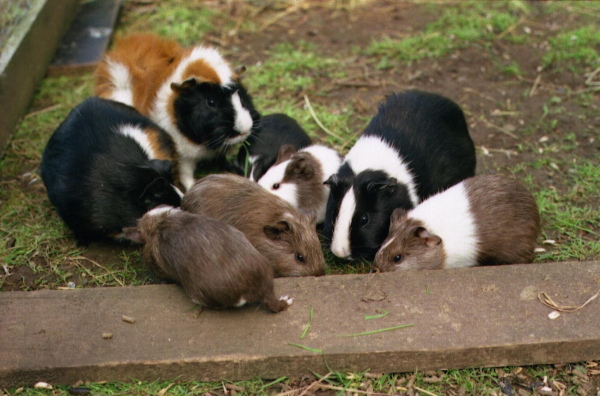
548,311 -> 561,320
34,382 -> 52,389
122,315 -> 136,324
102,332 -> 113,339
68,282 -> 76,289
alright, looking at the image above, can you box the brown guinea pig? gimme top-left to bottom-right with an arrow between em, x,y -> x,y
122,206 -> 292,312
182,174 -> 326,277
374,175 -> 540,272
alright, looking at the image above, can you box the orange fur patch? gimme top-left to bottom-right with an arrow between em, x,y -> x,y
94,34 -> 182,115
143,127 -> 172,161
181,58 -> 221,84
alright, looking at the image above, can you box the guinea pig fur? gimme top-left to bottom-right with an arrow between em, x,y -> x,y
181,174 -> 326,277
257,144 -> 342,224
374,175 -> 541,272
324,90 -> 476,261
95,33 -> 260,191
232,113 -> 312,181
123,206 -> 292,312
41,97 -> 183,245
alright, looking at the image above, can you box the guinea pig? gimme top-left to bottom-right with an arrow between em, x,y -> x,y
324,90 -> 476,261
95,33 -> 260,191
374,175 -> 541,272
257,144 -> 342,224
181,174 -> 326,277
41,97 -> 183,245
232,113 -> 312,181
123,206 -> 292,312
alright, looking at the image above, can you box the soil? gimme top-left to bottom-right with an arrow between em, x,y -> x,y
1,1 -> 598,292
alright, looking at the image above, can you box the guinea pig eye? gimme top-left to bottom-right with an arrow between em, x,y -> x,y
361,213 -> 369,226
273,183 -> 280,190
394,255 -> 403,263
296,253 -> 305,263
207,98 -> 215,107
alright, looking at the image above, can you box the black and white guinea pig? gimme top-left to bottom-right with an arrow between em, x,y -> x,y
95,33 -> 261,191
41,97 -> 183,245
232,113 -> 312,181
324,90 -> 476,261
257,144 -> 342,224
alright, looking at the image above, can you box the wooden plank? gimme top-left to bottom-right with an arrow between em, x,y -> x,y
48,0 -> 122,76
0,0 -> 80,158
1,261 -> 599,387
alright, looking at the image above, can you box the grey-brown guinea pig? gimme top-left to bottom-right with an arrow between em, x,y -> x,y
182,174 -> 326,277
122,206 -> 292,312
374,175 -> 541,272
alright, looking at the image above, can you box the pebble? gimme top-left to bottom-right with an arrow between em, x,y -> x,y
34,382 -> 52,389
548,311 -> 561,320
102,332 -> 113,339
122,315 -> 136,324
68,282 -> 76,288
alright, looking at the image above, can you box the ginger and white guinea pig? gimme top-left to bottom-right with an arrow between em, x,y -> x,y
41,97 -> 183,245
95,33 -> 260,191
123,207 -> 292,313
324,90 -> 476,261
257,144 -> 342,224
233,113 -> 312,181
374,175 -> 541,272
182,174 -> 326,277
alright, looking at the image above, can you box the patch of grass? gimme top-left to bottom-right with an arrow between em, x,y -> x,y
543,25 -> 600,71
366,3 -> 526,64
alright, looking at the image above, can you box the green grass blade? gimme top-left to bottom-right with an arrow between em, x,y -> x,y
301,305 -> 314,338
260,376 -> 287,389
287,343 -> 323,354
243,143 -> 250,178
364,309 -> 389,320
337,324 -> 414,337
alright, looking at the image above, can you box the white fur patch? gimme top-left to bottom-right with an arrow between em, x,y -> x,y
345,136 -> 419,207
409,182 -> 478,268
105,59 -> 134,106
257,160 -> 298,207
172,185 -> 184,199
248,155 -> 259,181
280,295 -> 294,305
229,91 -> 253,142
117,124 -> 157,159
380,235 -> 397,251
235,298 -> 247,307
331,187 -> 356,259
147,206 -> 179,217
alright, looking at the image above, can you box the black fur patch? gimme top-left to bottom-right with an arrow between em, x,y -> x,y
41,97 -> 182,244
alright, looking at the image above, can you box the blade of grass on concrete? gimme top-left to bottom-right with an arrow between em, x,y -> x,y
364,309 -> 389,320
337,324 -> 414,337
288,343 -> 323,354
301,305 -> 314,339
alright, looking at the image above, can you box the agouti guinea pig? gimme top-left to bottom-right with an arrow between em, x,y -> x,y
95,33 -> 260,191
41,97 -> 183,245
122,206 -> 292,312
374,175 -> 541,272
257,144 -> 342,224
233,113 -> 312,181
324,90 -> 476,261
181,174 -> 326,277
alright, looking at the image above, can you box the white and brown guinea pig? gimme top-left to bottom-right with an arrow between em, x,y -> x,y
182,174 -> 326,278
123,206 -> 292,313
95,33 -> 260,191
257,144 -> 342,224
374,175 -> 541,272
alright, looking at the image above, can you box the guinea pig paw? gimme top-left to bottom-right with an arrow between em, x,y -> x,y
279,295 -> 294,306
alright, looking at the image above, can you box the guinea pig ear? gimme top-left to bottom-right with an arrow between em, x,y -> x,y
275,144 -> 297,165
367,178 -> 398,194
288,157 -> 315,181
263,221 -> 291,241
323,174 -> 338,187
122,227 -> 143,244
170,78 -> 197,93
233,65 -> 246,79
415,227 -> 442,248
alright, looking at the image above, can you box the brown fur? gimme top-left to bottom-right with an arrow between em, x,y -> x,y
274,144 -> 297,165
144,127 -> 176,161
123,208 -> 290,313
374,213 -> 447,272
282,151 -> 325,214
465,175 -> 541,265
95,34 -> 182,114
181,174 -> 326,277
374,175 -> 540,272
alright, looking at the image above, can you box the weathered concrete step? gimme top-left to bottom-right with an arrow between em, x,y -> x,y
1,262 -> 599,387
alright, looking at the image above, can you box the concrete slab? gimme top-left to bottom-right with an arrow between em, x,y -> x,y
1,261 -> 599,388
